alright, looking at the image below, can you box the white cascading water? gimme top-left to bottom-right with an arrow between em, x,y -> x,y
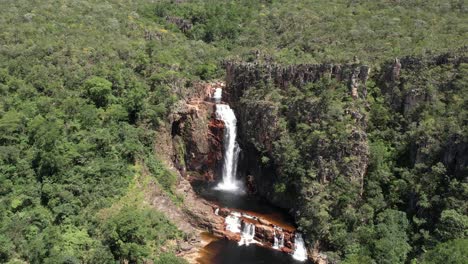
273,229 -> 285,249
225,212 -> 242,233
292,233 -> 308,261
214,99 -> 242,192
214,208 -> 219,215
238,222 -> 256,246
213,88 -> 223,103
273,230 -> 279,249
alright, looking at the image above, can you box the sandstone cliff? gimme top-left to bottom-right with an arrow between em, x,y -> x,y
377,51 -> 468,177
221,61 -> 371,209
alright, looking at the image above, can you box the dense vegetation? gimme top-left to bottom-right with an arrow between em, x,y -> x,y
233,58 -> 468,263
0,0 -> 466,263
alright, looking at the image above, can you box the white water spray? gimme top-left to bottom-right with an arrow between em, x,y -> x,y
273,228 -> 284,249
213,88 -> 223,102
238,222 -> 256,246
224,212 -> 242,233
292,233 -> 308,261
214,102 -> 242,192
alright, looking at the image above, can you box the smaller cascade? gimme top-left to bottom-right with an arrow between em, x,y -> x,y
273,228 -> 285,249
214,208 -> 219,215
273,226 -> 284,249
273,230 -> 278,249
238,222 -> 256,246
213,88 -> 222,102
278,233 -> 285,248
224,212 -> 241,233
292,233 -> 308,261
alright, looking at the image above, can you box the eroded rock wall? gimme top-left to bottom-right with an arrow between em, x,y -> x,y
223,61 -> 371,209
223,61 -> 370,104
169,82 -> 225,182
376,51 -> 468,177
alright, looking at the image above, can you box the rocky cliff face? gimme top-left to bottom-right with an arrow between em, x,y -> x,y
377,51 -> 467,114
152,51 -> 466,264
222,61 -> 371,209
377,51 -> 468,177
154,79 -> 316,260
224,61 -> 370,103
169,82 -> 225,182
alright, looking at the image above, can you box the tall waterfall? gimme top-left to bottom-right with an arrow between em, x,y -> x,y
238,222 -> 256,246
292,233 -> 308,261
214,103 -> 242,191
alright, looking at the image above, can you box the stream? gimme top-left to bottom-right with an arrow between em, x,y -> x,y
195,89 -> 312,263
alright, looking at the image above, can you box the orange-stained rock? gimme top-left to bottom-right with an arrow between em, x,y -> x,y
171,98 -> 224,184
218,208 -> 231,217
221,231 -> 241,241
207,118 -> 225,177
258,218 -> 271,226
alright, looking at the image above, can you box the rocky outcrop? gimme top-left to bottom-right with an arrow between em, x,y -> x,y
223,61 -> 370,104
222,61 -> 370,209
151,119 -> 225,234
378,50 -> 468,114
166,16 -> 193,32
211,207 -> 297,253
169,82 -> 226,182
377,50 -> 468,177
176,178 -> 225,233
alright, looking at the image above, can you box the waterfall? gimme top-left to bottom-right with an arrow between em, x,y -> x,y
273,230 -> 278,249
273,226 -> 284,249
238,222 -> 256,246
223,211 -> 258,246
224,212 -> 242,233
213,88 -> 222,102
292,233 -> 308,261
273,229 -> 284,249
279,233 -> 285,248
214,208 -> 219,215
214,103 -> 242,192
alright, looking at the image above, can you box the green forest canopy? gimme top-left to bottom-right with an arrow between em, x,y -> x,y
0,0 -> 466,263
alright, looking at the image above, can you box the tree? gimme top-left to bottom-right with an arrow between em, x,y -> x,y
83,77 -> 113,108
372,209 -> 411,264
101,206 -> 180,263
419,239 -> 468,264
435,210 -> 468,242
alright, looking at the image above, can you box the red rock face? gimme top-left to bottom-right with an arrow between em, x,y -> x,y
171,81 -> 227,183
207,118 -> 225,181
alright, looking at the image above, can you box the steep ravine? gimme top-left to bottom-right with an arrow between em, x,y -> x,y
152,81 -> 309,262
151,51 -> 467,264
154,62 -> 373,263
